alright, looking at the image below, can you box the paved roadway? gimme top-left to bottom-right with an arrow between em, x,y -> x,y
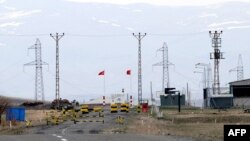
0,110 -> 197,141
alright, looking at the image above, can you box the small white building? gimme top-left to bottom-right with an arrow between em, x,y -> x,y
85,93 -> 136,105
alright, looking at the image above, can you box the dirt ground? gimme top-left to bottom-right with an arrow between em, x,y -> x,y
127,108 -> 250,141
0,110 -> 59,131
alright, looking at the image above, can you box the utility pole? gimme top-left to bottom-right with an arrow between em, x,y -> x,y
132,32 -> 146,105
153,42 -> 174,91
195,63 -> 212,89
209,31 -> 224,95
178,92 -> 181,112
50,33 -> 64,109
24,39 -> 48,102
194,70 -> 204,88
229,54 -> 244,81
187,83 -> 190,106
150,81 -> 154,105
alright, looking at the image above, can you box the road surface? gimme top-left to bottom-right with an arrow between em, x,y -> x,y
0,110 -> 197,141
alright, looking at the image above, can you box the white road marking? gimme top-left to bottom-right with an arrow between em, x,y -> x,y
62,128 -> 67,135
52,134 -> 68,141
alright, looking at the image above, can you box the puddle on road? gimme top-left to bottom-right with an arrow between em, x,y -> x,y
41,125 -> 51,130
72,130 -> 84,134
70,129 -> 103,134
89,129 -> 102,134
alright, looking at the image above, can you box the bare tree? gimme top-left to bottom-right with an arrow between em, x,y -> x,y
0,96 -> 9,124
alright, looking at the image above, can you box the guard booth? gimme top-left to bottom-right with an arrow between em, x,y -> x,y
141,100 -> 149,112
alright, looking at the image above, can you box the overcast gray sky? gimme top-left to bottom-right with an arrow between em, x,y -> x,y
0,0 -> 250,106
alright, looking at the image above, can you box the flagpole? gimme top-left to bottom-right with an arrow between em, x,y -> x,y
130,74 -> 132,97
104,71 -> 106,96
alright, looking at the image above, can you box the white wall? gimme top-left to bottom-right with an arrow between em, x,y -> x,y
234,98 -> 250,107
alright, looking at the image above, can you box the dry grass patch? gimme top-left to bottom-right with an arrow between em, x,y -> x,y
128,108 -> 250,141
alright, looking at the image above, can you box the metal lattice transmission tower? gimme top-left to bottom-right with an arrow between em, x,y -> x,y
153,42 -> 174,91
132,32 -> 146,104
24,39 -> 48,102
209,31 -> 224,95
229,54 -> 244,81
50,33 -> 64,108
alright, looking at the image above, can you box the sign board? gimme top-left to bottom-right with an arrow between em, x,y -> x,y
165,88 -> 176,94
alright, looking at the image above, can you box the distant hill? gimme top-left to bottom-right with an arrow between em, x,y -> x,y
0,95 -> 49,106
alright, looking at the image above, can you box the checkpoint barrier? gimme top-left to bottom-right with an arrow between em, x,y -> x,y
45,108 -> 106,126
79,113 -> 104,118
25,120 -> 33,128
46,115 -> 61,125
110,104 -> 118,113
62,109 -> 71,121
73,119 -> 104,124
46,111 -> 64,125
80,105 -> 89,114
120,103 -> 129,113
115,116 -> 125,124
136,105 -> 142,113
62,109 -> 81,121
73,112 -> 104,124
93,106 -> 104,112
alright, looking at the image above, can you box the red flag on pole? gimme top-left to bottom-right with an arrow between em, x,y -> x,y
126,69 -> 131,75
98,70 -> 105,76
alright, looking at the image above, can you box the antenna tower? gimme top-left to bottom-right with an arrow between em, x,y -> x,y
209,31 -> 224,95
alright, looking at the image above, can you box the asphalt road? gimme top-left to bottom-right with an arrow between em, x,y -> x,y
0,134 -> 196,141
0,110 -> 197,141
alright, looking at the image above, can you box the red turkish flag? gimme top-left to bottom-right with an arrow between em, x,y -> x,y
98,70 -> 105,76
126,69 -> 131,75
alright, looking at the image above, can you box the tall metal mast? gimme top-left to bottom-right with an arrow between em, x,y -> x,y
209,31 -> 224,95
50,33 -> 64,108
153,42 -> 173,91
24,39 -> 48,102
132,32 -> 146,104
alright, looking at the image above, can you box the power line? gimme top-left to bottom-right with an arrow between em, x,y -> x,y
0,31 -> 206,37
0,56 -> 26,74
0,34 -> 48,37
173,69 -> 200,87
66,33 -> 130,37
148,31 -> 205,36
0,71 -> 23,84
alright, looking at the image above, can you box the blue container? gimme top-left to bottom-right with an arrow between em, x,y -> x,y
6,107 -> 25,121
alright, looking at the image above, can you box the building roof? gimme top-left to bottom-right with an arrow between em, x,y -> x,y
229,79 -> 250,86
